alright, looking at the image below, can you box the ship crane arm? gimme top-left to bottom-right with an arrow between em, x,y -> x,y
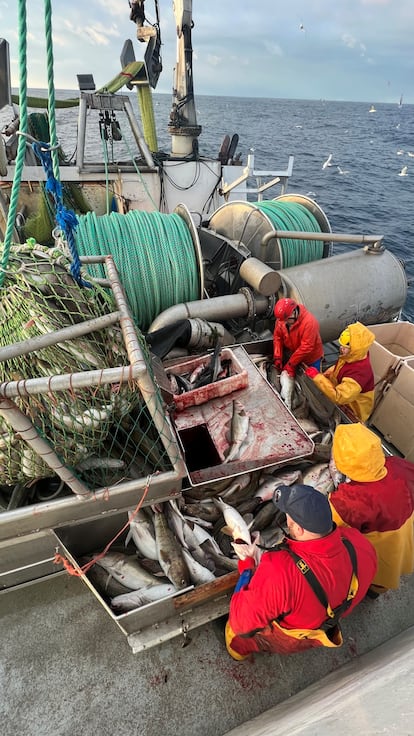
168,0 -> 202,157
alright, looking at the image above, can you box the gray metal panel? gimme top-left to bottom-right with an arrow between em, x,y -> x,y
0,39 -> 12,109
0,529 -> 62,590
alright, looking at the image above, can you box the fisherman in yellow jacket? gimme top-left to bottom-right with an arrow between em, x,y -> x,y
305,322 -> 375,421
330,423 -> 414,596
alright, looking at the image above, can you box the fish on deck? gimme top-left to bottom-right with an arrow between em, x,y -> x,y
223,399 -> 250,463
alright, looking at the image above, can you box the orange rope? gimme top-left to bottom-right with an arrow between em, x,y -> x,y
54,475 -> 152,576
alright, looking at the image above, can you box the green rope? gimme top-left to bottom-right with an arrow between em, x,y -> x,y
43,0 -> 59,181
74,211 -> 200,330
0,0 -> 28,288
120,129 -> 159,210
255,200 -> 324,268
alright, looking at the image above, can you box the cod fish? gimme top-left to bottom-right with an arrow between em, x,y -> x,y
280,370 -> 295,411
255,469 -> 303,502
93,551 -> 161,590
302,462 -> 335,496
152,505 -> 190,589
224,400 -> 250,463
111,583 -> 178,613
125,510 -> 158,560
181,548 -> 216,585
80,558 -> 134,598
214,497 -> 251,544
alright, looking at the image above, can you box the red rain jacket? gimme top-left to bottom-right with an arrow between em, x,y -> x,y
330,456 -> 414,590
227,526 -> 377,656
273,304 -> 323,370
312,322 -> 375,421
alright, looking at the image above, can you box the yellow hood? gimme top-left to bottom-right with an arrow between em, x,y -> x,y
332,423 -> 387,482
343,322 -> 375,362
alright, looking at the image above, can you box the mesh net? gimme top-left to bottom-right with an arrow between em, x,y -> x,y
0,243 -> 180,503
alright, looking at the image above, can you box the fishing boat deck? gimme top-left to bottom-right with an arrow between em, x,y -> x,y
1,571 -> 413,736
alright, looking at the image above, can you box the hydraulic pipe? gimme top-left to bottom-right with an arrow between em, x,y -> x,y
261,229 -> 384,248
148,291 -> 271,332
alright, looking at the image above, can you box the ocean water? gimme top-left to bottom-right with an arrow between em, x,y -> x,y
23,91 -> 414,320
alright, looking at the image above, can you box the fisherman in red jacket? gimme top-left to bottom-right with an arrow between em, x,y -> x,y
305,322 -> 375,421
273,298 -> 323,377
330,423 -> 414,597
225,484 -> 377,660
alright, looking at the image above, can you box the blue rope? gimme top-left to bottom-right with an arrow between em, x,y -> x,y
32,141 -> 91,287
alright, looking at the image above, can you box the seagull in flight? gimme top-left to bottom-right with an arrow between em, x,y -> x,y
398,166 -> 408,177
337,166 -> 349,175
322,154 -> 333,169
299,22 -> 305,31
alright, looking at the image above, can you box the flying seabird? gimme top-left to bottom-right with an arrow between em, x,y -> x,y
322,154 -> 333,169
398,166 -> 408,177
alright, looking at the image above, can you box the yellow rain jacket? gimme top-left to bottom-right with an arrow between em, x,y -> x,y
331,423 -> 414,592
312,322 -> 375,421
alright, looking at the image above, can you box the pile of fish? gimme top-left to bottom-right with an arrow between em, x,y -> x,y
84,364 -> 344,615
166,344 -> 230,395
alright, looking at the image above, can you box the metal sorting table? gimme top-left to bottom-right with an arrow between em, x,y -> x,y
50,346 -> 315,653
172,345 -> 314,485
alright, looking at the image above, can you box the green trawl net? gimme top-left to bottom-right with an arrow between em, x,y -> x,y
0,243 -> 179,506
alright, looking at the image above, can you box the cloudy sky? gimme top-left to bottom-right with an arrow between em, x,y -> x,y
1,0 -> 413,102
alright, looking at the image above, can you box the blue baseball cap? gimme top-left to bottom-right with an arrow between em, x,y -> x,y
273,483 -> 333,535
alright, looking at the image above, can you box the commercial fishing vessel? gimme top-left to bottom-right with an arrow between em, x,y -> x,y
0,3 -> 413,735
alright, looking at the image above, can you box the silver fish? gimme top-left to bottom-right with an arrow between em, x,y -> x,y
182,476 -> 237,500
267,364 -> 282,392
297,417 -> 320,435
184,542 -> 216,572
165,500 -> 187,548
80,558 -> 134,598
182,501 -> 220,524
181,548 -> 216,585
329,454 -> 346,489
302,462 -> 335,495
200,543 -> 239,572
249,501 -> 276,533
224,400 -> 250,463
310,443 -> 332,463
280,370 -> 295,411
260,525 -> 286,549
152,506 -> 190,589
214,497 -> 251,544
255,469 -> 302,501
125,510 -> 158,560
93,551 -> 161,590
111,583 -> 179,612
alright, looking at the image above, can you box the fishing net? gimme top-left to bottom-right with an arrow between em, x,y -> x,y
22,112 -> 91,246
0,242 -> 180,499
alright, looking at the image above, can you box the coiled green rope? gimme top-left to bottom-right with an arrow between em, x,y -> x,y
74,210 -> 200,330
255,200 -> 324,267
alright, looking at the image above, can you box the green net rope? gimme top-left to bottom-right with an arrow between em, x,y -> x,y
74,210 -> 200,330
255,200 -> 324,267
